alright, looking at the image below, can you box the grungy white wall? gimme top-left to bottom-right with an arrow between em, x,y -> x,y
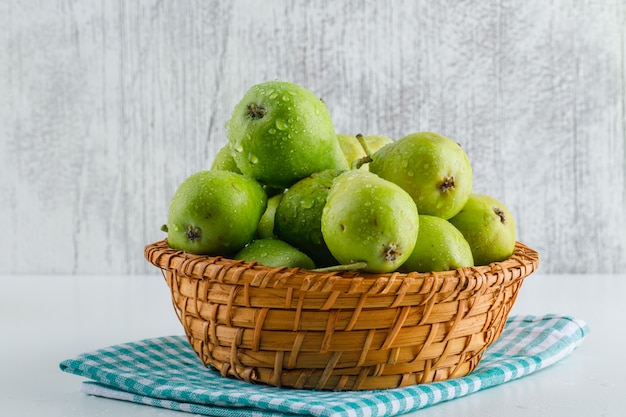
1,0 -> 624,274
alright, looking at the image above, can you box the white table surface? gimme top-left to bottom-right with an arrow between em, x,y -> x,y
0,272 -> 622,416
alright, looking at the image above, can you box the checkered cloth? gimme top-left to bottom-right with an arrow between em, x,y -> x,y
60,314 -> 588,417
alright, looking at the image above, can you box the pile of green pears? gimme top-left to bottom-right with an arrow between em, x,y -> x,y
164,80 -> 517,274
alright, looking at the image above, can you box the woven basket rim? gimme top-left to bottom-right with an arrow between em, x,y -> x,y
144,239 -> 539,293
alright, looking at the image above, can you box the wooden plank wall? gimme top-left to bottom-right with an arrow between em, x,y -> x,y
1,0 -> 624,274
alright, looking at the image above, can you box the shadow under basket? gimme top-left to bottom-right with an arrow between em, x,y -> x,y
145,239 -> 539,391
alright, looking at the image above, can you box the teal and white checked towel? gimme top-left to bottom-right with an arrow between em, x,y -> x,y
60,314 -> 589,417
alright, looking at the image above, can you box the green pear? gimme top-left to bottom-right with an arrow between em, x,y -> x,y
234,239 -> 315,269
256,193 -> 283,239
336,133 -> 393,170
449,194 -> 516,266
399,215 -> 473,272
337,134 -> 365,167
321,170 -> 419,273
210,143 -> 242,173
166,170 -> 267,255
362,134 -> 394,154
369,131 -> 472,219
226,80 -> 348,188
275,170 -> 343,267
211,143 -> 285,197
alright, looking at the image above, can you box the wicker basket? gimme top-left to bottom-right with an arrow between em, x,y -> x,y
145,239 -> 539,391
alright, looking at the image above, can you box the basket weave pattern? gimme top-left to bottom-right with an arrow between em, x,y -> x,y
145,239 -> 539,391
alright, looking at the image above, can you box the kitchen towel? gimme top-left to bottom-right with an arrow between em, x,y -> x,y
60,314 -> 589,417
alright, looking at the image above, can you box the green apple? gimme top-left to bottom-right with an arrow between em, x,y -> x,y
166,170 -> 267,255
336,133 -> 393,170
226,80 -> 348,188
321,170 -> 419,273
369,131 -> 472,219
234,239 -> 315,269
275,170 -> 343,267
449,194 -> 516,266
399,215 -> 473,272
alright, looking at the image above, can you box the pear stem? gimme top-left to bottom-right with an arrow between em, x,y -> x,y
356,133 -> 373,156
351,133 -> 375,170
352,155 -> 372,170
312,262 -> 368,273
